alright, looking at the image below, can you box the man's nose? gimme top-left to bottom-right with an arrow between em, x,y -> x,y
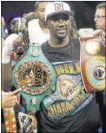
94,17 -> 97,22
59,19 -> 64,23
57,19 -> 65,25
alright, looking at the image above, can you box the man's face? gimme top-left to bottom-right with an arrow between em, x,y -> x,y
36,2 -> 49,23
47,14 -> 71,39
94,8 -> 106,30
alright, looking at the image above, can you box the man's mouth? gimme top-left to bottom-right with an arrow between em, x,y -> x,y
57,29 -> 66,34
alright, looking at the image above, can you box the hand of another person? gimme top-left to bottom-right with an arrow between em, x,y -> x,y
13,36 -> 24,47
2,89 -> 21,108
13,36 -> 28,54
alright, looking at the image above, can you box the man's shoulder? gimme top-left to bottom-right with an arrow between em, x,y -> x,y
28,19 -> 39,25
70,37 -> 80,49
71,37 -> 80,41
42,41 -> 48,48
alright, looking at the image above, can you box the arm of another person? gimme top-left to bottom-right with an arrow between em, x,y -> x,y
1,34 -> 22,108
2,89 -> 21,108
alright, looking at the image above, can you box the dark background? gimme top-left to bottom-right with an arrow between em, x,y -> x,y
1,1 -> 102,31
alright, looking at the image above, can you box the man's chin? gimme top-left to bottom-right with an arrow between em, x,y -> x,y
96,27 -> 103,30
95,25 -> 100,29
57,33 -> 67,39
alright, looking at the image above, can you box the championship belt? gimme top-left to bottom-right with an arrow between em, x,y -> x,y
12,43 -> 56,111
80,37 -> 106,92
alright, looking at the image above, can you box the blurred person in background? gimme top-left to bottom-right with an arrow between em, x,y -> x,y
94,2 -> 106,133
28,1 -> 50,45
1,16 -> 8,49
94,2 -> 105,45
4,1 -> 51,66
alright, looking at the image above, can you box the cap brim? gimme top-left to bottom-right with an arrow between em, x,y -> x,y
46,11 -> 74,21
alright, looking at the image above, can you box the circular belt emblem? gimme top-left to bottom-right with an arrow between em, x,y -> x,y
93,66 -> 105,80
15,61 -> 52,94
86,56 -> 105,90
84,40 -> 100,55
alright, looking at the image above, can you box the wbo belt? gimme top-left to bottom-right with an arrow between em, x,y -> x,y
80,37 -> 105,92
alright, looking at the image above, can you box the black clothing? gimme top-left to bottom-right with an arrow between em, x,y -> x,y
96,92 -> 106,132
36,38 -> 101,133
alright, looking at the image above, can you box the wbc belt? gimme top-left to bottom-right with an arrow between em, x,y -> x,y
80,37 -> 105,92
12,43 -> 56,111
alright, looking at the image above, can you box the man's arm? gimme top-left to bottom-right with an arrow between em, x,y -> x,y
2,34 -> 19,63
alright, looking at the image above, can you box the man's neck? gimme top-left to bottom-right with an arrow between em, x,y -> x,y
39,20 -> 49,33
48,36 -> 69,48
